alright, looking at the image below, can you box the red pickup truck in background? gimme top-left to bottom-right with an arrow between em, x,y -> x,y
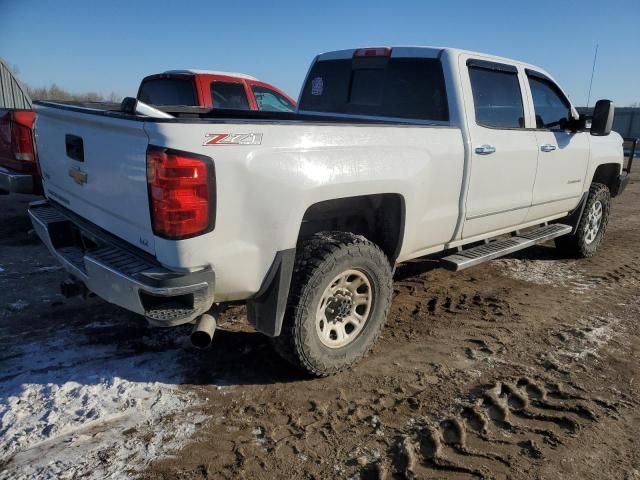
137,70 -> 296,112
0,66 -> 295,195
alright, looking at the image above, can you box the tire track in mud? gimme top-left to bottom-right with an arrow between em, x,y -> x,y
393,281 -> 513,322
386,378 -> 638,479
380,248 -> 640,479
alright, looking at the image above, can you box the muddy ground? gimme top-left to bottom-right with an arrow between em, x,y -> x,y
1,173 -> 639,480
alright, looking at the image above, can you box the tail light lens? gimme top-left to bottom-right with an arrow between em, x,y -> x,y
146,146 -> 215,239
11,112 -> 36,165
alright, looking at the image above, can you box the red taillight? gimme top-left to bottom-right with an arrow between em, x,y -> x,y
11,113 -> 35,163
146,146 -> 214,239
353,47 -> 391,58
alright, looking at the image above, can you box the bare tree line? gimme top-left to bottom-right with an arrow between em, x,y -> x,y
26,83 -> 122,103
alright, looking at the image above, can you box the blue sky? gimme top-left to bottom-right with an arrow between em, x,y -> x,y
1,0 -> 638,106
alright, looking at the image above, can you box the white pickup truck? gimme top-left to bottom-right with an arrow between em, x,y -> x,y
29,46 -> 632,376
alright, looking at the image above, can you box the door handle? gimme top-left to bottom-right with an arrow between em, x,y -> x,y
540,144 -> 557,152
475,144 -> 496,155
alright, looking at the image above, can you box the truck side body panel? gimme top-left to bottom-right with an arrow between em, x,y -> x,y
144,121 -> 464,300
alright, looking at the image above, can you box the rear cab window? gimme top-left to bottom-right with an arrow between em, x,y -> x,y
298,56 -> 449,122
210,81 -> 250,110
467,60 -> 525,129
138,78 -> 197,106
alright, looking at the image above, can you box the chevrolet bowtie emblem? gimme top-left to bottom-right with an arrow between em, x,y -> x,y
69,167 -> 88,185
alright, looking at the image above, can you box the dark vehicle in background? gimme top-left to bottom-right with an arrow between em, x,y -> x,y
0,58 -> 39,195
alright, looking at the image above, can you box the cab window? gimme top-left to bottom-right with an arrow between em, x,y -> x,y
252,86 -> 295,112
210,81 -> 250,110
138,78 -> 196,106
298,57 -> 449,121
527,74 -> 571,129
468,62 -> 525,129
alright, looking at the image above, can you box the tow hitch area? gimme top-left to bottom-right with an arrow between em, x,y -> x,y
60,277 -> 90,299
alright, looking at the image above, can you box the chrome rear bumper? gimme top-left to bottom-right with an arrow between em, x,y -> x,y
28,200 -> 215,326
0,166 -> 33,194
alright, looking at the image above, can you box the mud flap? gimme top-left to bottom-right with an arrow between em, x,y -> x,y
246,249 -> 296,337
553,191 -> 588,235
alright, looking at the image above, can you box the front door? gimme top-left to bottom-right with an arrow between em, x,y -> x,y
524,71 -> 590,221
461,57 -> 539,239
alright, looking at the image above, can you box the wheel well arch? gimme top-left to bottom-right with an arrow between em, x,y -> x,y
592,163 -> 621,195
297,194 -> 405,262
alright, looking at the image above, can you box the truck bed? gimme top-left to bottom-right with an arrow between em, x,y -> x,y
35,100 -> 449,126
33,98 -> 464,302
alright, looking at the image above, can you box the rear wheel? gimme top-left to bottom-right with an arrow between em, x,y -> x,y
555,183 -> 611,258
271,231 -> 393,376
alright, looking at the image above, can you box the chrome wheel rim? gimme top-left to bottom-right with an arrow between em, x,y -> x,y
584,200 -> 603,245
316,269 -> 373,349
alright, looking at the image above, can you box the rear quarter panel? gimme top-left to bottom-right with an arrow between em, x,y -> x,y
144,121 -> 464,301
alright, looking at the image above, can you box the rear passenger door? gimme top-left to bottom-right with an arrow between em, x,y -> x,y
461,57 -> 539,239
523,70 -> 589,222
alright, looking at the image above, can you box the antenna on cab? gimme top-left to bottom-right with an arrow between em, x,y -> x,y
586,44 -> 599,109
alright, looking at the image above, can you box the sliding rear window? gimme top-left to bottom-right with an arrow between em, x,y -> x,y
137,78 -> 197,106
299,57 -> 449,122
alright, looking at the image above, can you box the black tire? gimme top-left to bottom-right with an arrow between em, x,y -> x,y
271,231 -> 393,376
555,183 -> 611,258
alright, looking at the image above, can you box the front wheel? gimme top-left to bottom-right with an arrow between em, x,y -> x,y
271,231 -> 393,376
555,183 -> 611,258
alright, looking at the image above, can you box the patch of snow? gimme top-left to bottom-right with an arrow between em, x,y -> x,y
0,323 -> 205,480
35,266 -> 63,273
6,300 -> 29,312
557,313 -> 624,360
494,258 -> 596,294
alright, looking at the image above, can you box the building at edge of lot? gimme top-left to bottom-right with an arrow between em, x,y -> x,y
0,58 -> 32,110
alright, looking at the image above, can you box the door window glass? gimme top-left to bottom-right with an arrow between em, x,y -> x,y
252,86 -> 295,112
528,76 -> 571,129
468,66 -> 524,128
210,82 -> 250,110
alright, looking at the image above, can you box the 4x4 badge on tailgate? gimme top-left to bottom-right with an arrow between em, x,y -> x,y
203,133 -> 262,146
69,167 -> 88,185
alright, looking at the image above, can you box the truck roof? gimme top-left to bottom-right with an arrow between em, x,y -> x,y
162,69 -> 258,80
316,46 -> 546,73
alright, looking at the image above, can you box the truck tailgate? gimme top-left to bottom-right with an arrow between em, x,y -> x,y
35,105 -> 155,254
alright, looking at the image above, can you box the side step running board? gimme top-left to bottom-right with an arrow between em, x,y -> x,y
441,224 -> 572,271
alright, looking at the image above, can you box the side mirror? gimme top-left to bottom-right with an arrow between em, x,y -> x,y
590,99 -> 614,136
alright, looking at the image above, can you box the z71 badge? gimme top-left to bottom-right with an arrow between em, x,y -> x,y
203,133 -> 263,146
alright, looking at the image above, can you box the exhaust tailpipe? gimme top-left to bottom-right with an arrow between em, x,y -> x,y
191,313 -> 217,349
